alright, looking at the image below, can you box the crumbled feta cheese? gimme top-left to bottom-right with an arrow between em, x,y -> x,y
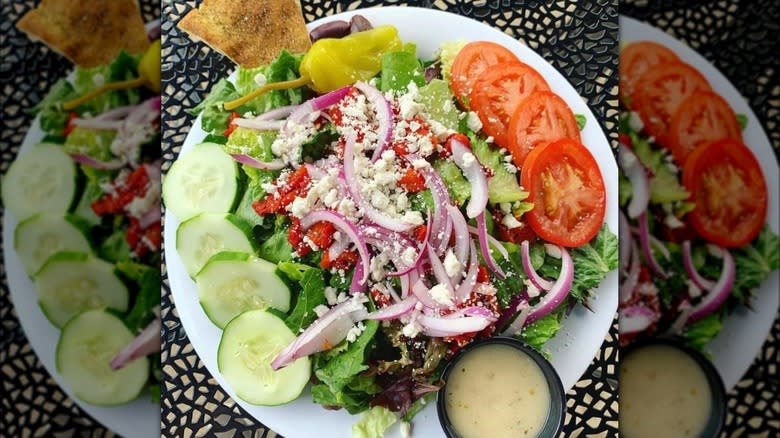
504,162 -> 517,174
401,247 -> 417,266
402,210 -> 424,225
346,321 -> 366,343
628,111 -> 644,132
544,243 -> 562,259
92,73 -> 105,86
687,280 -> 702,299
524,279 -> 541,298
443,249 -> 462,277
314,305 -> 330,317
254,72 -> 267,87
402,321 -> 421,338
664,213 -> 685,229
336,292 -> 349,304
485,136 -> 494,143
499,202 -> 512,214
324,287 -> 338,306
396,192 -> 410,211
412,158 -> 430,169
467,111 -> 483,132
637,282 -> 658,296
400,422 -> 411,438
126,178 -> 161,219
381,149 -> 396,162
371,191 -> 390,209
502,213 -> 523,229
460,152 -> 476,169
429,284 -> 454,306
303,236 -> 319,251
290,197 -> 311,218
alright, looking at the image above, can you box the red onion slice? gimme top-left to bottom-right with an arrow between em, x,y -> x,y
682,240 -> 716,291
637,212 -> 667,278
418,313 -> 494,337
449,137 -> 488,218
272,296 -> 368,370
619,210 -> 631,273
233,118 -> 284,131
110,318 -> 161,370
520,240 -> 553,291
96,104 -> 136,120
400,274 -> 411,298
230,154 -> 286,170
69,154 -> 124,170
411,277 -> 446,310
386,213 -> 431,278
667,301 -> 692,335
618,305 -> 658,335
139,207 -> 161,229
527,245 -> 574,324
500,302 -> 531,336
72,118 -> 122,130
349,259 -> 366,295
343,134 -> 415,232
620,241 -> 641,304
300,210 -> 370,284
446,205 -> 470,265
467,225 -> 509,260
686,246 -> 735,324
476,212 -> 505,279
353,81 -> 393,162
288,86 -> 352,124
427,243 -> 453,291
435,213 -> 454,256
618,142 -> 649,219
256,105 -> 298,121
366,296 -> 418,320
455,240 -> 479,303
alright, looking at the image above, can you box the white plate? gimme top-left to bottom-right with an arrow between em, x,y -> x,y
165,7 -> 618,438
620,16 -> 780,391
2,114 -> 160,438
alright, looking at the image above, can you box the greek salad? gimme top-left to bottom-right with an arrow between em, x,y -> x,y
1,31 -> 162,405
617,40 -> 779,350
164,18 -> 617,435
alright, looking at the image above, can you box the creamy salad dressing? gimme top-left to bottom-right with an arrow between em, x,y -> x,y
620,344 -> 712,438
445,345 -> 550,438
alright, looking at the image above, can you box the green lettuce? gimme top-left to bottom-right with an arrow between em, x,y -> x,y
258,227 -> 293,264
417,79 -> 460,130
518,308 -> 564,354
469,133 -> 528,203
235,50 -> 306,115
433,159 -> 470,206
63,127 -> 116,161
31,78 -> 77,134
731,226 -> 780,303
380,51 -> 424,94
351,406 -> 397,438
123,267 -> 161,333
650,165 -> 689,203
72,50 -> 141,114
190,78 -> 241,133
284,268 -> 326,333
683,313 -> 723,352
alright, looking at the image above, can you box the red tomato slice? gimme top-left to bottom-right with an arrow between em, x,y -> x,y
469,62 -> 550,148
619,41 -> 679,106
520,138 -> 606,247
450,41 -> 520,106
667,91 -> 742,165
507,91 -> 581,168
632,62 -> 711,147
682,139 -> 767,248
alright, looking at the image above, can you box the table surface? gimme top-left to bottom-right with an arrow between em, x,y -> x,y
0,0 -> 776,437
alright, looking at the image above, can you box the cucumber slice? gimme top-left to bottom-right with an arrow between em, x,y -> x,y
196,252 -> 290,328
14,214 -> 93,276
162,142 -> 240,221
176,213 -> 255,278
218,309 -> 310,405
56,309 -> 149,405
1,143 -> 78,221
34,252 -> 129,328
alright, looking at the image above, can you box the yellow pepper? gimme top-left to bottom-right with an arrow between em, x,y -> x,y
224,26 -> 402,110
63,40 -> 161,110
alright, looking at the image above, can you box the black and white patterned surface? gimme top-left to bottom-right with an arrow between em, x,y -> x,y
160,1 -> 620,437
0,1 -> 160,436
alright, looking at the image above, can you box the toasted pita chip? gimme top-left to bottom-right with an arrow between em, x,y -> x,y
16,0 -> 150,68
179,0 -> 312,68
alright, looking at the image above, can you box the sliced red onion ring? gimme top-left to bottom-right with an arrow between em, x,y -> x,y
620,241 -> 641,304
619,210 -> 631,273
233,118 -> 284,131
408,154 -> 451,249
411,277 -> 446,310
521,240 -> 553,291
349,259 -> 366,295
400,274 -> 411,298
96,104 -> 135,120
449,137 -> 488,218
304,163 -> 328,179
139,207 -> 161,229
467,225 -> 509,260
435,213 -> 454,256
500,302 -> 531,336
230,154 -> 285,170
328,232 -> 351,259
72,118 -> 123,130
418,314 -> 494,338
637,212 -> 667,278
427,243 -> 453,291
69,154 -> 124,170
272,296 -> 368,370
386,213 -> 431,277
682,240 -> 716,291
618,305 -> 658,335
476,212 -> 505,279
457,306 -> 495,319
455,240 -> 479,303
618,142 -> 649,218
686,246 -> 735,324
527,245 -> 574,324
366,296 -> 418,320
354,81 -> 393,162
301,210 -> 370,284
288,86 -> 351,124
667,301 -> 692,335
343,134 -> 415,232
446,205 -> 469,265
255,105 -> 298,121
110,318 -> 160,370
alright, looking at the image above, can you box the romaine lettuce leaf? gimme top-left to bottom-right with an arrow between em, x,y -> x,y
235,50 -> 305,115
123,267 -> 161,333
438,40 -> 467,83
650,165 -> 689,203
284,268 -> 326,333
417,79 -> 460,130
351,406 -> 397,438
31,78 -> 77,134
380,51 -> 424,94
683,313 -> 723,352
469,133 -> 528,203
518,308 -> 563,354
190,78 -> 241,133
432,159 -> 470,206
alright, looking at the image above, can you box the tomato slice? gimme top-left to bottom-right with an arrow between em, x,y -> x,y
507,91 -> 581,168
450,41 -> 520,106
469,62 -> 550,148
619,41 -> 678,106
520,138 -> 606,247
682,139 -> 767,248
632,62 -> 711,147
667,91 -> 742,165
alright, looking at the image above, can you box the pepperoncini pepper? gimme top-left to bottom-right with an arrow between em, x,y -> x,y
63,39 -> 161,110
223,26 -> 401,111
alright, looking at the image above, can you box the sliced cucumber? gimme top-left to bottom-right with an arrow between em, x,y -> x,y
218,309 -> 310,405
1,143 -> 78,221
34,252 -> 129,328
163,142 -> 240,221
176,213 -> 255,278
14,214 -> 93,276
196,252 -> 290,328
56,309 -> 149,405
